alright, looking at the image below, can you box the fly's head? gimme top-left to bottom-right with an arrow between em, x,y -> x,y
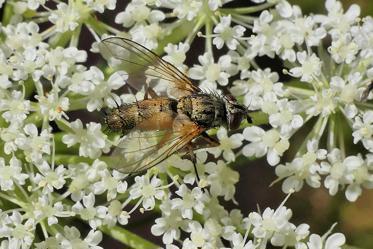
224,94 -> 251,130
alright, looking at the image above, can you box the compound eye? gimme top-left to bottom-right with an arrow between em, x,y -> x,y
229,113 -> 244,130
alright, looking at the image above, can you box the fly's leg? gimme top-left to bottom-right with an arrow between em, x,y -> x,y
362,81 -> 373,101
184,134 -> 219,187
201,132 -> 219,147
144,84 -> 158,100
185,143 -> 200,184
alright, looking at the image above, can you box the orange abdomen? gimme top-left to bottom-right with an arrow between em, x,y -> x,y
105,98 -> 178,132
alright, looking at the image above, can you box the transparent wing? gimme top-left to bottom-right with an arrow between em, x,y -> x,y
99,37 -> 200,98
107,114 -> 205,173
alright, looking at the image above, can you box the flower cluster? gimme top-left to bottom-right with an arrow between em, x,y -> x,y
229,0 -> 373,202
0,0 -> 366,248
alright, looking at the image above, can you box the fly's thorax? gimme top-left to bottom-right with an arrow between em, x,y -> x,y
177,93 -> 227,128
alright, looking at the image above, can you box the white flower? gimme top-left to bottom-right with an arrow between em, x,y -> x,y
171,184 -> 205,219
49,3 -> 81,32
3,211 -> 35,248
0,90 -> 30,124
84,0 -> 116,13
33,161 -> 66,194
229,232 -> 255,249
130,23 -> 163,49
0,124 -> 23,154
269,99 -> 303,135
12,47 -> 46,81
343,155 -> 373,201
321,149 -> 373,201
163,42 -> 190,68
32,197 -> 73,226
243,127 -> 289,166
72,193 -> 107,229
306,232 -> 345,249
68,160 -> 107,202
306,89 -> 337,117
272,223 -> 310,247
0,157 -> 28,191
55,226 -> 103,249
321,148 -> 347,196
248,206 -> 292,247
129,175 -> 165,210
3,22 -> 42,51
289,52 -> 322,82
151,199 -> 188,244
275,139 -> 327,193
321,0 -> 360,39
42,46 -> 87,81
115,1 -> 164,27
181,222 -> 212,249
170,0 -> 202,21
35,87 -> 70,121
208,0 -> 231,11
352,111 -> 373,152
25,0 -> 46,10
293,16 -> 326,47
104,200 -> 130,226
91,169 -> 128,201
189,53 -> 236,89
329,35 -> 358,64
213,15 -> 245,50
329,73 -> 364,117
231,68 -> 283,110
69,67 -> 126,111
207,127 -> 244,162
206,160 -> 239,200
15,124 -> 52,164
62,120 -> 110,159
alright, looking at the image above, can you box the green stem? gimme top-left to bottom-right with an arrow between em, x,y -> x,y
68,97 -> 89,111
100,225 -> 161,249
54,154 -> 93,165
327,114 -> 336,151
295,116 -> 324,156
285,85 -> 314,98
205,18 -> 213,57
0,192 -> 26,208
220,1 -> 278,14
185,17 -> 205,45
2,3 -> 14,26
86,16 -> 117,36
70,24 -> 82,48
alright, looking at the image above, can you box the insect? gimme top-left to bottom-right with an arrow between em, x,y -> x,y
99,37 -> 250,177
362,81 -> 373,101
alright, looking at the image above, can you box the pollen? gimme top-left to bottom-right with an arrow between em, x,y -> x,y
56,106 -> 63,113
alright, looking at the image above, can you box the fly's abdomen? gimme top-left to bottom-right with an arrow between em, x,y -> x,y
105,98 -> 178,132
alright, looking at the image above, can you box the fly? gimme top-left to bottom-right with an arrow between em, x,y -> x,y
99,37 -> 251,178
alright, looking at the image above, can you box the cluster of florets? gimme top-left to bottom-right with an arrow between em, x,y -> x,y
2,0 -> 370,247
